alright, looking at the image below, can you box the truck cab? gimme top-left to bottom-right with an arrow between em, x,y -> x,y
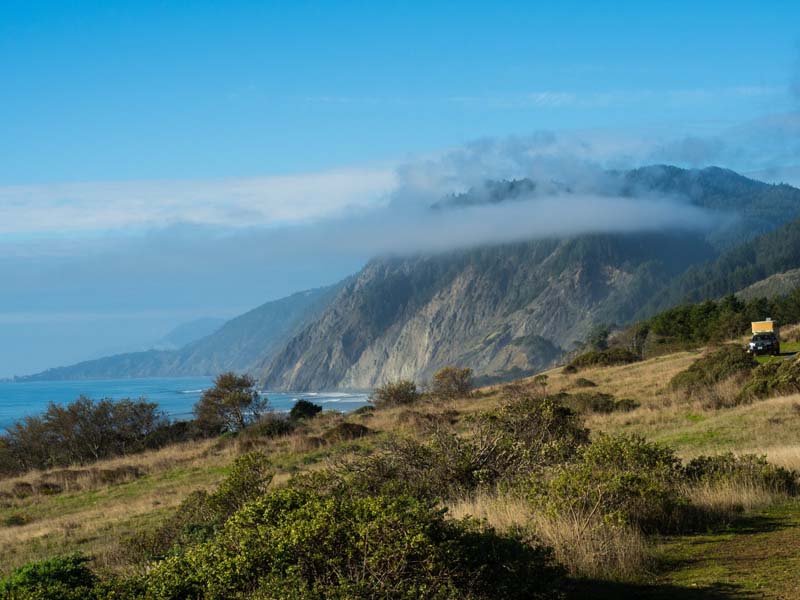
748,319 -> 780,356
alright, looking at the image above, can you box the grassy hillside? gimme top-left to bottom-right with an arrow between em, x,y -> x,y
4,339 -> 800,597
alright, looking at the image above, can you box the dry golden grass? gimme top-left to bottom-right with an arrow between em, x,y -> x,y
686,479 -> 788,517
530,512 -> 650,581
0,437 -> 238,573
0,437 -> 229,498
743,444 -> 800,472
446,490 -> 652,582
586,393 -> 800,457
447,491 -> 531,532
540,350 -> 701,406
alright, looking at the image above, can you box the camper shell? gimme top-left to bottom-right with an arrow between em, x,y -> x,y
747,319 -> 780,356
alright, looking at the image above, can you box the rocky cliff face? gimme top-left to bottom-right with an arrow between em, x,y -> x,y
260,166 -> 800,390
260,232 -> 714,390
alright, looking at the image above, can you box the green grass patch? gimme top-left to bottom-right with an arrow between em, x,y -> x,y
654,500 -> 800,597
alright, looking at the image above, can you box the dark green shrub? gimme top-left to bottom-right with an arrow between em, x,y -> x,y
289,399 -> 323,421
209,451 -> 273,516
321,422 -> 371,443
739,355 -> 800,400
568,347 -> 641,370
574,377 -> 597,388
477,385 -> 589,476
247,414 -> 295,438
295,437 -> 464,502
670,345 -> 757,392
141,488 -> 562,600
35,482 -> 63,495
432,366 -> 474,400
143,419 -> 204,449
12,482 -> 34,498
562,392 -> 640,414
3,513 -> 32,527
684,453 -> 798,494
0,553 -> 97,600
562,364 -> 577,374
614,398 -> 640,412
532,433 -> 686,532
352,405 -> 375,417
371,379 -> 421,407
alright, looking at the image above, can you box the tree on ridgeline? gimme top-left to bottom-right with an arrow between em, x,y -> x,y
432,366 -> 473,400
371,379 -> 420,408
193,372 -> 269,435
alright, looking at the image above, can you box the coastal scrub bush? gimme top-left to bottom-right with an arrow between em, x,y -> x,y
562,392 -> 639,414
0,553 -> 97,600
352,405 -> 375,417
574,377 -> 597,388
476,385 -> 589,477
321,422 -> 371,443
306,386 -> 588,503
432,366 -> 474,400
371,379 -> 420,408
670,345 -> 757,393
289,399 -> 323,421
532,433 -> 686,533
141,488 -> 563,600
343,386 -> 589,500
739,355 -> 800,400
684,453 -> 797,495
567,347 -> 640,370
248,414 -> 295,438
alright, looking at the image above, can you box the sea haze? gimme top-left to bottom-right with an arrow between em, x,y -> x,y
0,377 -> 369,429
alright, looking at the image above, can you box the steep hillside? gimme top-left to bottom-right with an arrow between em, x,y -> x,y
261,232 -> 714,390
261,166 -> 800,391
22,285 -> 341,381
643,214 -> 800,315
738,268 -> 800,301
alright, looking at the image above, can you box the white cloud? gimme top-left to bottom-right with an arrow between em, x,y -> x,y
0,167 -> 397,235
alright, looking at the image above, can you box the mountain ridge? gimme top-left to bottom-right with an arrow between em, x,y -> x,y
22,166 -> 800,388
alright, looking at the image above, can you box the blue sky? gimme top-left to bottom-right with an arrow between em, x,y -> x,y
2,0 -> 797,183
1,1 -> 799,376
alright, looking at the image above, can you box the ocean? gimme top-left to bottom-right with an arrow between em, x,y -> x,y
0,377 -> 370,429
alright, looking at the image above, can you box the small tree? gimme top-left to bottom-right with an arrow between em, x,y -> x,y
587,324 -> 611,351
289,399 -> 323,421
371,380 -> 420,408
194,373 -> 268,435
432,366 -> 473,400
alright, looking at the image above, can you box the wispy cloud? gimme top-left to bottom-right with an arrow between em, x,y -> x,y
0,167 -> 397,236
302,85 -> 784,110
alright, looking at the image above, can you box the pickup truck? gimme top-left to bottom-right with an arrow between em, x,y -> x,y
747,332 -> 780,356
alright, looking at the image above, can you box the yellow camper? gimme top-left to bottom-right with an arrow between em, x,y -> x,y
748,319 -> 780,356
752,320 -> 777,335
